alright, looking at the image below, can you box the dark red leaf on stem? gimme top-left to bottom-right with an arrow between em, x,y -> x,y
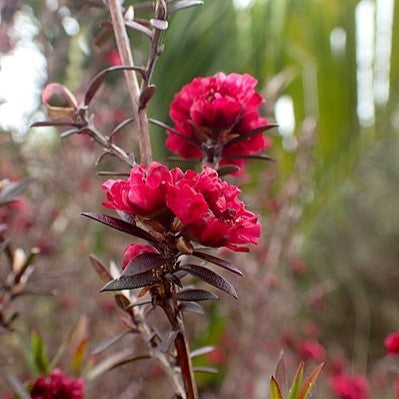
123,253 -> 166,276
102,273 -> 158,292
224,123 -> 278,148
81,212 -> 157,244
191,251 -> 243,276
180,264 -> 238,298
178,302 -> 204,315
173,289 -> 219,302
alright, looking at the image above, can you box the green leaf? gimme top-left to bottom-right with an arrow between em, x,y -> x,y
287,361 -> 304,399
298,363 -> 325,399
31,332 -> 49,375
270,376 -> 283,399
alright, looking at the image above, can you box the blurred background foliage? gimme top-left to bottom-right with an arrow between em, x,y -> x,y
1,0 -> 399,397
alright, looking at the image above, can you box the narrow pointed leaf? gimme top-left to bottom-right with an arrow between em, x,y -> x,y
270,376 -> 283,399
109,355 -> 151,370
288,362 -> 304,399
181,264 -> 238,298
139,85 -> 157,109
192,366 -> 218,374
101,273 -> 158,292
92,330 -> 130,356
224,154 -> 275,162
125,299 -> 152,309
217,164 -> 240,176
191,251 -> 243,276
165,272 -> 183,287
298,363 -> 325,399
149,118 -> 202,148
125,21 -> 153,39
60,128 -> 80,139
190,346 -> 216,358
224,124 -> 278,148
275,351 -> 288,397
85,66 -> 146,105
89,255 -> 112,283
168,0 -> 204,15
177,301 -> 204,315
173,289 -> 219,302
30,121 -> 81,128
123,253 -> 165,277
114,294 -> 131,310
110,117 -> 135,139
160,331 -> 179,353
81,212 -> 157,243
0,179 -> 32,205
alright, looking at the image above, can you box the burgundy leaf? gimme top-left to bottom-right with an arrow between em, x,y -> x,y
173,289 -> 219,302
81,212 -> 157,244
223,153 -> 275,162
180,264 -> 238,299
101,273 -> 158,292
139,85 -> 157,109
85,66 -> 146,105
224,124 -> 278,148
148,118 -> 202,149
191,251 -> 243,276
123,253 -> 166,276
89,254 -> 112,283
177,301 -> 204,315
165,273 -> 183,287
217,164 -> 240,176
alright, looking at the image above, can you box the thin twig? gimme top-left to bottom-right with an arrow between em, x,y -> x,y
108,0 -> 153,165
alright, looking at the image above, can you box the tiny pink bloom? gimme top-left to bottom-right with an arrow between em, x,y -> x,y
329,372 -> 369,399
30,369 -> 84,399
298,339 -> 325,361
122,243 -> 158,269
166,73 -> 272,172
105,49 -> 122,66
384,332 -> 399,355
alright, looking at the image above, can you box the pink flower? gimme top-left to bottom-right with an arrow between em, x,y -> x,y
122,243 -> 157,269
102,162 -> 261,252
298,339 -> 325,361
166,73 -> 272,171
102,162 -> 173,216
105,49 -> 122,66
30,369 -> 84,399
384,332 -> 399,355
329,372 -> 369,399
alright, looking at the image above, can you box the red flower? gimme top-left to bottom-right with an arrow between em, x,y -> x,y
122,243 -> 157,269
297,339 -> 325,361
102,162 -> 261,252
102,162 -> 173,216
105,49 -> 122,66
384,332 -> 399,355
329,372 -> 369,399
166,73 -> 272,171
30,369 -> 84,399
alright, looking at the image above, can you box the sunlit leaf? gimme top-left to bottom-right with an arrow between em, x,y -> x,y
270,376 -> 283,399
298,363 -> 325,399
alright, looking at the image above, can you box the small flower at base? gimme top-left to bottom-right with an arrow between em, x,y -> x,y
122,243 -> 158,269
30,369 -> 84,399
329,372 -> 369,399
297,339 -> 325,361
384,332 -> 399,355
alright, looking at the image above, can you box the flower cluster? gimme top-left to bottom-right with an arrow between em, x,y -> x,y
102,162 -> 261,252
30,369 -> 84,399
166,73 -> 272,171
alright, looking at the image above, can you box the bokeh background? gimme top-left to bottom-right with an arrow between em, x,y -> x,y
1,0 -> 399,398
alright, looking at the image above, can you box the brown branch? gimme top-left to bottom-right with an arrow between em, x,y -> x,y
108,0 -> 153,165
